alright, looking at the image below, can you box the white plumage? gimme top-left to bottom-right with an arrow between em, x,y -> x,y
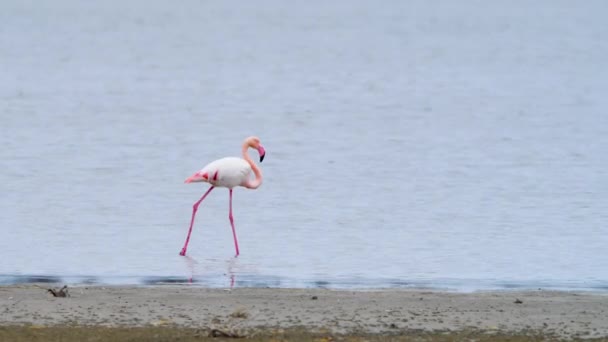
198,157 -> 252,189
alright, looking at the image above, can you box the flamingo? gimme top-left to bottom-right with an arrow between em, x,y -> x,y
179,136 -> 266,256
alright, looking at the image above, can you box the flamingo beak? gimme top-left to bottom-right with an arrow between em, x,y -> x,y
258,145 -> 266,163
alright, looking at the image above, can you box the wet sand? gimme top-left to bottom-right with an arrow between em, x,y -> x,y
1,285 -> 607,340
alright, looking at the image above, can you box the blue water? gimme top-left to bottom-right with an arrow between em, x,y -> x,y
1,0 -> 607,291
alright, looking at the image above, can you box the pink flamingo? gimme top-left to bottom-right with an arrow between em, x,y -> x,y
179,136 -> 266,257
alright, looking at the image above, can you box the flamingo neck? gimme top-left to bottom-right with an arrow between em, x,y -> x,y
241,143 -> 263,189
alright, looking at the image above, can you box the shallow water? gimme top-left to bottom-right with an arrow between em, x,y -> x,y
1,0 -> 607,291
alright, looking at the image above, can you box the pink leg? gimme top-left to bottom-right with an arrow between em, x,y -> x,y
229,189 -> 240,256
180,186 -> 214,256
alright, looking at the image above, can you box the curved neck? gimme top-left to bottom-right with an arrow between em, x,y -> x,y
242,143 -> 263,189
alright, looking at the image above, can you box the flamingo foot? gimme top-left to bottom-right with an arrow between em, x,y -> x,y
179,248 -> 187,256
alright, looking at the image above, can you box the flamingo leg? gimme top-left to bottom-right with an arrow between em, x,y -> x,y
229,188 -> 240,256
180,186 -> 214,256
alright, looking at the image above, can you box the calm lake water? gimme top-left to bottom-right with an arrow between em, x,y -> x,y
1,0 -> 607,291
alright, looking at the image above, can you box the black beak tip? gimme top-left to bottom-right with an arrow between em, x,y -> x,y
259,153 -> 265,162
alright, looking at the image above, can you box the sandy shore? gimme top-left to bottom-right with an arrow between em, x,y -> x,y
1,285 -> 607,339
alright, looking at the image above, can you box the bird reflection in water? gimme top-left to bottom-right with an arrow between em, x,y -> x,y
181,255 -> 237,288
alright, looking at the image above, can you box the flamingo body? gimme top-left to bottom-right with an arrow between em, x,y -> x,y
179,136 -> 266,257
190,157 -> 252,189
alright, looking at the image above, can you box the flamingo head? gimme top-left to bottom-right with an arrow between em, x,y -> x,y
246,136 -> 266,163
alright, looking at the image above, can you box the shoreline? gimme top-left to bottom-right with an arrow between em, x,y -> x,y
2,274 -> 608,294
2,285 -> 608,339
